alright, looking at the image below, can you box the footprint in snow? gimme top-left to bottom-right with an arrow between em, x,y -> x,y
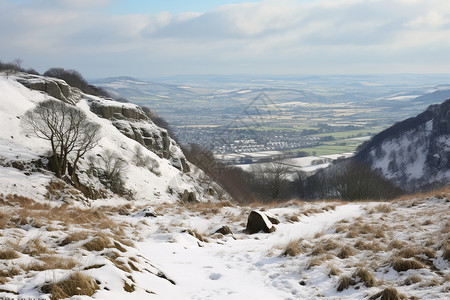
209,273 -> 222,280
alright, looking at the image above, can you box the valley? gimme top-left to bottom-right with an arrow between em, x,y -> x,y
94,74 -> 450,164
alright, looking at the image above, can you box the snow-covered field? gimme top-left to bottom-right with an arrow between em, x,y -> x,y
1,189 -> 449,299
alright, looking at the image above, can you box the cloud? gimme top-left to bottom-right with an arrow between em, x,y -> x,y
1,0 -> 450,76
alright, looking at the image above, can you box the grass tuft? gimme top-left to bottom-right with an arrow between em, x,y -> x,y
41,272 -> 99,300
391,257 -> 425,272
0,249 -> 20,260
369,287 -> 406,300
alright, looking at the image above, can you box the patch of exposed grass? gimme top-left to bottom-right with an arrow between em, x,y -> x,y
337,275 -> 355,292
369,287 -> 406,300
41,272 -> 99,300
337,245 -> 356,259
0,249 -> 19,260
353,268 -> 377,287
282,238 -> 306,257
391,257 -> 425,272
82,235 -> 111,252
403,274 -> 422,286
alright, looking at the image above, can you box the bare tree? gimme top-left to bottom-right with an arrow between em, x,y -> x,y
22,100 -> 100,183
250,160 -> 292,200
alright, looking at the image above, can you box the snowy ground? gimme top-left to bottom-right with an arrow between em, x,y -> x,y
1,188 -> 449,299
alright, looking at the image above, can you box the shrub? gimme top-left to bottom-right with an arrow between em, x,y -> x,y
133,145 -> 161,175
90,150 -> 129,196
353,268 -> 377,287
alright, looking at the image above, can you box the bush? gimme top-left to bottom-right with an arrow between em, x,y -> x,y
44,67 -> 109,97
133,145 -> 160,175
90,150 -> 129,196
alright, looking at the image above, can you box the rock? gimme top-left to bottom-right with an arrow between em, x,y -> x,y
245,210 -> 276,234
214,225 -> 232,235
181,190 -> 197,203
11,161 -> 25,171
17,75 -> 81,105
264,212 -> 280,225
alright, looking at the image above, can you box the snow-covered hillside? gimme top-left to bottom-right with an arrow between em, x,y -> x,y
0,73 -> 223,204
0,73 -> 449,300
356,99 -> 450,191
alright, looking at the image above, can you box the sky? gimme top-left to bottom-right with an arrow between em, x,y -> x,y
1,0 -> 450,78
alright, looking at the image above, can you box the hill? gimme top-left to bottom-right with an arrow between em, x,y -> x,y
355,98 -> 450,191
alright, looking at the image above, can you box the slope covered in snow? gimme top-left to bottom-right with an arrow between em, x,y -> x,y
356,98 -> 450,191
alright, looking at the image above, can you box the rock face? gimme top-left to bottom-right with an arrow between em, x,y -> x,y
355,98 -> 450,190
88,97 -> 189,172
245,210 -> 276,234
16,74 -> 81,105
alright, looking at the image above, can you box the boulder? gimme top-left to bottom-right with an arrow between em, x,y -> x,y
264,212 -> 280,225
214,225 -> 232,235
245,210 -> 276,234
181,190 -> 197,203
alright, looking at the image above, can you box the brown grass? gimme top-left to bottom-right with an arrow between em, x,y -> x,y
403,274 -> 422,286
82,235 -> 112,252
328,264 -> 341,276
22,237 -> 53,257
388,240 -> 406,250
391,257 -> 425,272
0,249 -> 20,260
374,204 -> 394,213
369,287 -> 406,300
41,272 -> 99,300
24,256 -> 78,272
337,245 -> 356,259
187,229 -> 209,243
59,230 -> 91,246
353,268 -> 377,287
282,238 -> 306,257
337,275 -> 355,292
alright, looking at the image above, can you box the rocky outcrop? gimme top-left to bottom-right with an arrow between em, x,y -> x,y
16,74 -> 82,105
88,98 -> 189,172
245,210 -> 276,234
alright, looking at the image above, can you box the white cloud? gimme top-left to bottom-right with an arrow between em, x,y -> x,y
1,0 -> 450,76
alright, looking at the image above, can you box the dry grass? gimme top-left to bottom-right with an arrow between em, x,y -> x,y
388,240 -> 406,250
337,245 -> 356,259
82,234 -> 112,252
337,275 -> 355,292
354,240 -> 384,252
41,272 -> 99,300
369,287 -> 406,300
403,274 -> 422,286
59,230 -> 91,246
282,238 -> 306,257
328,264 -> 341,276
22,237 -> 54,257
24,256 -> 78,272
373,204 -> 394,213
353,268 -> 377,287
0,249 -> 20,260
187,229 -> 209,243
390,257 -> 425,272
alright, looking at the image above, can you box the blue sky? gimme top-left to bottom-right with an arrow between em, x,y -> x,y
107,0 -> 263,14
1,0 -> 450,78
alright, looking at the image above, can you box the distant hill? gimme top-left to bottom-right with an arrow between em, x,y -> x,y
355,98 -> 450,191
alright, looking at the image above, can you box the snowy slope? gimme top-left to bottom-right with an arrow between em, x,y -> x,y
356,99 -> 450,190
0,73 -> 222,204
